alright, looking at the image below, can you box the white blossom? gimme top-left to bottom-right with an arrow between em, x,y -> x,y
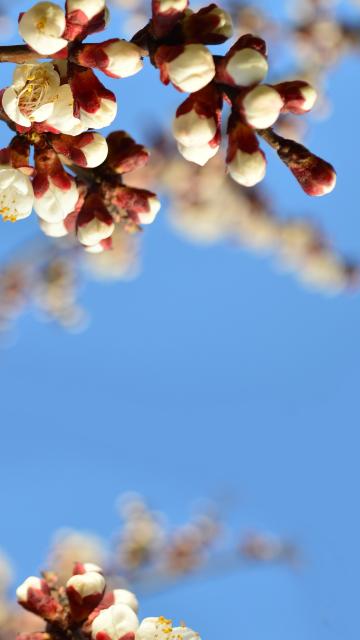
2,63 -> 60,128
19,2 -> 67,55
136,617 -> 200,640
66,0 -> 106,20
0,166 -> 34,222
44,84 -> 87,135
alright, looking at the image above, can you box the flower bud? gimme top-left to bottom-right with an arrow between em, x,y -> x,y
91,604 -> 139,640
50,132 -> 108,168
39,218 -> 69,237
172,86 -> 221,148
77,194 -> 114,246
182,4 -> 233,44
75,40 -> 143,79
71,69 -> 117,129
278,139 -> 336,196
16,576 -> 62,621
66,572 -> 106,622
226,116 -> 266,187
84,238 -> 112,253
241,85 -> 284,129
33,146 -> 79,223
65,0 -> 108,40
215,35 -> 268,87
106,132 -> 149,174
100,590 -> 138,613
73,562 -> 103,575
151,0 -> 188,39
114,187 -> 161,225
274,81 -> 317,115
19,2 -> 67,55
177,141 -> 219,166
155,44 -> 215,93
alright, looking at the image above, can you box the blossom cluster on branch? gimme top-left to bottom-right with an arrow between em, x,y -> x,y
0,494 -> 297,639
0,0 -> 337,248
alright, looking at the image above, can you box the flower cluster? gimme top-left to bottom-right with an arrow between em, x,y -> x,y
128,1 -> 337,195
0,0 -> 160,250
0,129 -> 159,251
14,565 -> 201,640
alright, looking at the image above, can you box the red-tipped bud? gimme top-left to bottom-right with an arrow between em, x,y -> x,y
272,135 -> 337,196
66,571 -> 106,622
278,140 -> 336,196
155,44 -> 215,93
173,85 -> 222,165
216,34 -> 268,87
33,146 -> 80,223
151,0 -> 188,39
181,4 -> 233,44
77,194 -> 114,246
74,39 -> 144,79
50,132 -> 108,168
113,187 -> 161,226
274,81 -> 317,115
106,132 -> 150,174
16,577 -> 62,621
226,115 -> 266,187
70,68 -> 117,130
64,0 -> 108,41
73,562 -> 104,575
91,604 -> 139,640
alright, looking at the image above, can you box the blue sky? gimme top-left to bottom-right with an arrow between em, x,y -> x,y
0,1 -> 360,640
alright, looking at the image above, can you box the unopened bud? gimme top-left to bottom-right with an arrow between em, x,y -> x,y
274,81 -> 317,115
51,132 -> 108,168
75,40 -> 144,79
216,35 -> 268,87
226,116 -> 266,187
16,577 -> 62,621
155,44 -> 215,93
66,572 -> 106,622
177,141 -> 219,165
91,604 -> 139,640
182,4 -> 233,44
241,85 -> 283,129
73,562 -> 103,575
106,131 -> 149,174
77,194 -> 114,246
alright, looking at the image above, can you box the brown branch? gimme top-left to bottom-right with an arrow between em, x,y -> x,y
0,45 -> 48,63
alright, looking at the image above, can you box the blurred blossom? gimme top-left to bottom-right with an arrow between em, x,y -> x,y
47,529 -> 109,583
